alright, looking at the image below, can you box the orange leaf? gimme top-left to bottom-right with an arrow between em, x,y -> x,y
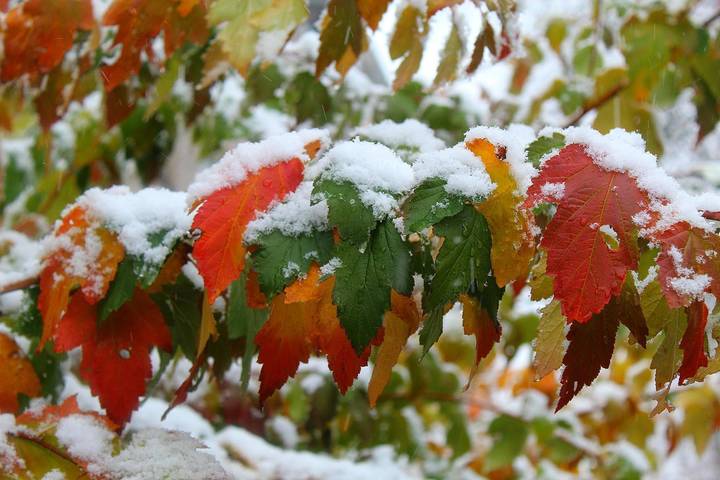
460,294 -> 501,365
17,395 -> 116,432
192,159 -> 305,304
0,333 -> 41,413
467,138 -> 536,287
38,206 -> 125,349
54,289 -> 172,426
367,291 -> 420,407
526,144 -> 647,322
256,265 -> 373,402
0,0 -> 94,81
101,0 -> 208,90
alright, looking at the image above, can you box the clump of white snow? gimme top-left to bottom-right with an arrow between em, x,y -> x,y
188,129 -> 331,202
413,144 -> 496,199
354,119 -> 445,153
0,231 -> 42,292
245,182 -> 329,243
309,140 -> 415,217
465,124 -> 537,192
78,186 -> 191,265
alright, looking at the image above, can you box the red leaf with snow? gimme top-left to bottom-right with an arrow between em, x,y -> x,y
652,222 -> 720,308
556,304 -> 619,411
526,144 -> 647,322
678,301 -> 709,384
54,289 -> 172,426
192,159 -> 305,304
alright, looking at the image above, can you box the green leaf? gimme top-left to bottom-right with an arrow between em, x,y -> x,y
334,220 -> 412,352
250,230 -> 334,297
153,275 -> 203,358
227,272 -> 269,391
3,156 -> 27,207
403,178 -> 465,232
424,206 -> 492,312
444,403 -> 471,457
314,179 -> 376,244
98,257 -> 137,322
485,415 -> 529,472
246,63 -> 285,105
419,307 -> 444,357
284,72 -> 333,125
526,133 -> 565,167
145,54 -> 181,120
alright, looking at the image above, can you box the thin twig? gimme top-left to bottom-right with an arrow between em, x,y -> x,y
563,79 -> 629,128
0,276 -> 38,294
702,10 -> 720,28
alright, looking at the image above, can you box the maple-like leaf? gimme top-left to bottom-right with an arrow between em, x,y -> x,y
526,144 -> 647,322
0,0 -> 94,81
101,0 -> 208,90
38,206 -> 125,349
0,332 -> 41,413
652,222 -> 720,308
679,301 -> 709,384
54,289 -> 172,426
192,159 -> 305,304
556,303 -> 620,411
367,291 -> 421,406
467,138 -> 536,287
255,265 -> 372,402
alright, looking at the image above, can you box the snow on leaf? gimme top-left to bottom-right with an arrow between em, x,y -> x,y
101,0 -> 208,90
54,289 -> 172,426
467,138 -> 536,287
652,222 -> 720,308
0,333 -> 40,413
0,0 -> 94,81
556,303 -> 620,411
192,159 -> 305,304
526,144 -> 647,323
38,206 -> 125,349
368,291 -> 421,407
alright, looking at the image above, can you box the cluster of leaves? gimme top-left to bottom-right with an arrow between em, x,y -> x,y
6,122 -> 716,437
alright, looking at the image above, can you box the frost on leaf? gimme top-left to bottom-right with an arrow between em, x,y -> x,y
526,144 -> 647,322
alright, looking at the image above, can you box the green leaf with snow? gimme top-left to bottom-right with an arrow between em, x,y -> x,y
424,206 -> 492,312
313,179 -> 376,244
403,178 -> 464,232
526,133 -> 565,167
250,230 -> 334,297
334,220 -> 412,352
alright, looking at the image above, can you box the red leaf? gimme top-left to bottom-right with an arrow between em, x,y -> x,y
192,159 -> 305,304
526,144 -> 647,322
0,0 -> 94,81
652,222 -> 720,308
460,294 -> 501,365
101,0 -> 208,90
556,305 -> 619,411
678,301 -> 709,384
54,289 -> 171,426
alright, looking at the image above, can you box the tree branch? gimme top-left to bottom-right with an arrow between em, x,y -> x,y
563,79 -> 629,128
0,276 -> 38,294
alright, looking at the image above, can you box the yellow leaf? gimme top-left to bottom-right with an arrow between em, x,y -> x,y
529,251 -> 554,300
532,299 -> 566,379
368,292 -> 420,406
466,138 -> 536,287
